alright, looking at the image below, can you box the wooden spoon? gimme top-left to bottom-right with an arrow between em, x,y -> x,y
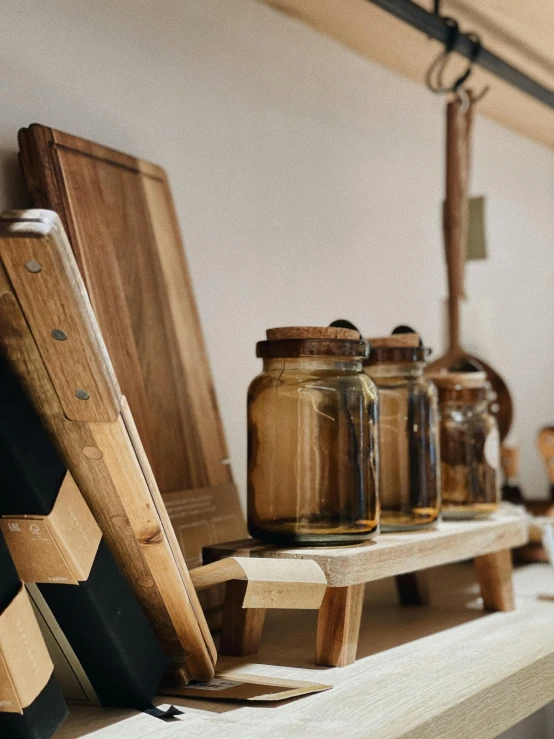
426,94 -> 513,440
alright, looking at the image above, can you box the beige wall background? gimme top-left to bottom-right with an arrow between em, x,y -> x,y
0,0 -> 553,507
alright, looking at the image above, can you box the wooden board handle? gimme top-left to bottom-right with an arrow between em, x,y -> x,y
0,210 -> 121,422
444,96 -> 473,353
538,428 -> 554,486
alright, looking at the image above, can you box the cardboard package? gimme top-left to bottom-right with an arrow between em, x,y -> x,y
0,358 -> 167,708
0,532 -> 68,738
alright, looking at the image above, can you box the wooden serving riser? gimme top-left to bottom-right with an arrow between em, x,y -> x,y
205,515 -> 528,667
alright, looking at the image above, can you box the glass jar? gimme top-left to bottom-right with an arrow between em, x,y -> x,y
364,337 -> 441,531
247,326 -> 379,545
431,371 -> 500,519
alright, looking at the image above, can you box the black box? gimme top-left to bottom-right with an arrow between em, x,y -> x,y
0,357 -> 167,708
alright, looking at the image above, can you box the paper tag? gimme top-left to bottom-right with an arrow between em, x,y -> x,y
0,472 -> 101,584
0,587 -> 53,713
161,672 -> 331,702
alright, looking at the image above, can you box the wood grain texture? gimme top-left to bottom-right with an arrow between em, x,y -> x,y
209,521 -> 524,662
474,549 -> 515,611
219,581 -> 267,658
246,516 -> 528,587
53,563 -> 554,738
0,221 -> 215,681
0,212 -> 120,422
191,557 -> 326,609
18,124 -> 232,495
315,584 -> 365,666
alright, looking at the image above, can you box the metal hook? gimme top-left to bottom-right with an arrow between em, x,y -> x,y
426,23 -> 489,104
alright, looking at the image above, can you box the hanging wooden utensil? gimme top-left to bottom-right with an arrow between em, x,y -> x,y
427,94 -> 513,440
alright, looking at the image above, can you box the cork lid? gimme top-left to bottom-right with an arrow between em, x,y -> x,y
257,326 -> 367,359
368,334 -> 421,349
266,326 -> 360,341
365,332 -> 427,365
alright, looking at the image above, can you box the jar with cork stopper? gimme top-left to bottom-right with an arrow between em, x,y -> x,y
363,329 -> 441,531
430,367 -> 500,519
247,326 -> 379,545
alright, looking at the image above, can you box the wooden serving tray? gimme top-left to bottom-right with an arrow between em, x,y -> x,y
205,516 -> 528,666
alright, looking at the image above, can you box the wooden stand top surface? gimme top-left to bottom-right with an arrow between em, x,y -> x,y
208,515 -> 528,587
56,562 -> 554,739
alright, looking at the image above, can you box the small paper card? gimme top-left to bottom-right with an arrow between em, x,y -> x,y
160,672 -> 331,702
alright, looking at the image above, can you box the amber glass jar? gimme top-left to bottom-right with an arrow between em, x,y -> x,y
364,336 -> 440,531
248,326 -> 379,545
432,371 -> 500,519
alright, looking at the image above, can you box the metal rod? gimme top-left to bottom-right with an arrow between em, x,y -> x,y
368,0 -> 554,109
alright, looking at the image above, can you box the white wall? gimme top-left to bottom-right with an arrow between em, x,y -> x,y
0,0 -> 553,505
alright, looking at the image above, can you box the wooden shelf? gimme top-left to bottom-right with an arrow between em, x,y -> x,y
207,516 -> 527,666
252,516 -> 527,585
257,0 -> 554,150
57,561 -> 554,738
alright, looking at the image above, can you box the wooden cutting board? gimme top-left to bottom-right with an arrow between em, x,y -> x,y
0,211 -> 216,682
19,125 -> 246,627
19,125 -> 233,495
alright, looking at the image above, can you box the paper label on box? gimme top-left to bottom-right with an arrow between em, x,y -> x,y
0,472 -> 101,584
0,587 -> 53,713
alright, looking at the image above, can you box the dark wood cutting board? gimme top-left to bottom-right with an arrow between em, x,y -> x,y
19,124 -> 233,495
19,125 -> 246,626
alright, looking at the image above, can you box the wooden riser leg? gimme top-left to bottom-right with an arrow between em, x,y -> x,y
474,549 -> 515,611
395,572 -> 430,606
218,580 -> 266,656
316,584 -> 365,667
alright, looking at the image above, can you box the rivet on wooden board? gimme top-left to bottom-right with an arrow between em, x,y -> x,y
83,446 -> 103,460
51,329 -> 67,341
24,259 -> 42,273
75,389 -> 90,400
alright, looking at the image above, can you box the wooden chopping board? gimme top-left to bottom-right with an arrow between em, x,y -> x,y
18,125 -> 247,624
